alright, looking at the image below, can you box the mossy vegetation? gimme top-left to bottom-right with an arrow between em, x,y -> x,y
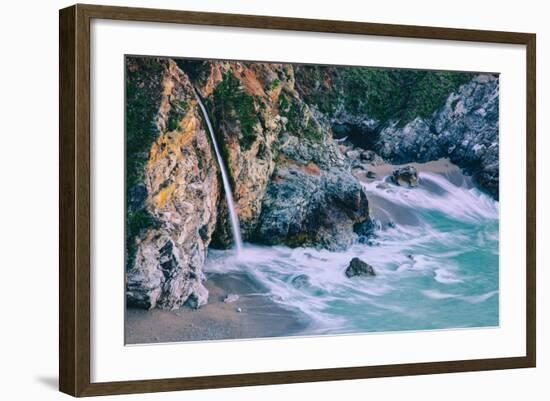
270,78 -> 281,90
294,65 -> 474,126
167,100 -> 189,131
211,71 -> 260,151
278,92 -> 290,112
279,91 -> 325,141
125,57 -> 164,271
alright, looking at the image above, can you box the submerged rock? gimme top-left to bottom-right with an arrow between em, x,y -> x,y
291,274 -> 311,289
354,218 -> 380,244
345,257 -> 376,278
391,166 -> 419,187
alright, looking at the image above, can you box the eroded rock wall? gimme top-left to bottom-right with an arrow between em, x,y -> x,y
376,74 -> 499,198
126,59 -> 219,309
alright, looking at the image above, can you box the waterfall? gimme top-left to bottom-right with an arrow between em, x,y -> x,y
193,89 -> 244,253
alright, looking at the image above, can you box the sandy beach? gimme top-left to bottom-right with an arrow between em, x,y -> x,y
125,272 -> 309,344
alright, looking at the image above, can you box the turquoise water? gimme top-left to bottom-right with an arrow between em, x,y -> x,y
205,171 -> 499,335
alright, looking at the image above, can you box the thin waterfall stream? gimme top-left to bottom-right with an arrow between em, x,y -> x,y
193,88 -> 244,254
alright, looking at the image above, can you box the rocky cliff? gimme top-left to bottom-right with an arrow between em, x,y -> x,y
376,74 -> 499,198
126,59 -> 219,309
181,60 -> 371,250
125,58 -> 372,308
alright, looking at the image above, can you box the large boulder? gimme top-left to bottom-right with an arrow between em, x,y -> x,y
377,118 -> 440,163
254,163 -> 370,250
345,257 -> 376,278
253,125 -> 371,250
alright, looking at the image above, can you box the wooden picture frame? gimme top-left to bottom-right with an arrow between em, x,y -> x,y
59,3 -> 536,397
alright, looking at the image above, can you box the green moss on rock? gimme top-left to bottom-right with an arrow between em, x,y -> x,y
212,71 -> 260,151
167,99 -> 189,131
294,65 -> 474,126
280,91 -> 325,141
125,57 -> 164,271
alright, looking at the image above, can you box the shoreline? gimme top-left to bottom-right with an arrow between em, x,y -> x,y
355,158 -> 476,226
125,272 -> 309,344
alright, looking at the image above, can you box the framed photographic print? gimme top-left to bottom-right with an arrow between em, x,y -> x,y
59,4 -> 536,397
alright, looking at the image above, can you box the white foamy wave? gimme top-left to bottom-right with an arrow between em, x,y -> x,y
421,289 -> 499,305
461,290 -> 499,304
421,289 -> 459,299
205,231 -> 471,330
203,170 -> 499,332
434,268 -> 463,284
362,172 -> 499,222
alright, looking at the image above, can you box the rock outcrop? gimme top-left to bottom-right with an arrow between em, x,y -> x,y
252,128 -> 370,250
194,62 -> 285,246
126,59 -> 220,309
375,74 -> 499,198
294,66 -> 498,198
192,61 -> 372,250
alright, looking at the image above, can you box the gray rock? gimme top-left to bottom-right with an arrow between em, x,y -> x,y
433,75 -> 500,198
254,164 -> 370,251
391,166 -> 419,187
346,149 -> 361,160
345,257 -> 376,278
360,150 -> 376,162
377,118 -> 438,163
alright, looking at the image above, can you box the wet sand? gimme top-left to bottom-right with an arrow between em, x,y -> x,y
360,158 -> 465,183
125,272 -> 309,344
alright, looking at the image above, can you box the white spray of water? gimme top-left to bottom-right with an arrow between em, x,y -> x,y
194,89 -> 243,253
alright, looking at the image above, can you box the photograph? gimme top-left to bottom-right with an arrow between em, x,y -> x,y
124,56 -> 500,344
